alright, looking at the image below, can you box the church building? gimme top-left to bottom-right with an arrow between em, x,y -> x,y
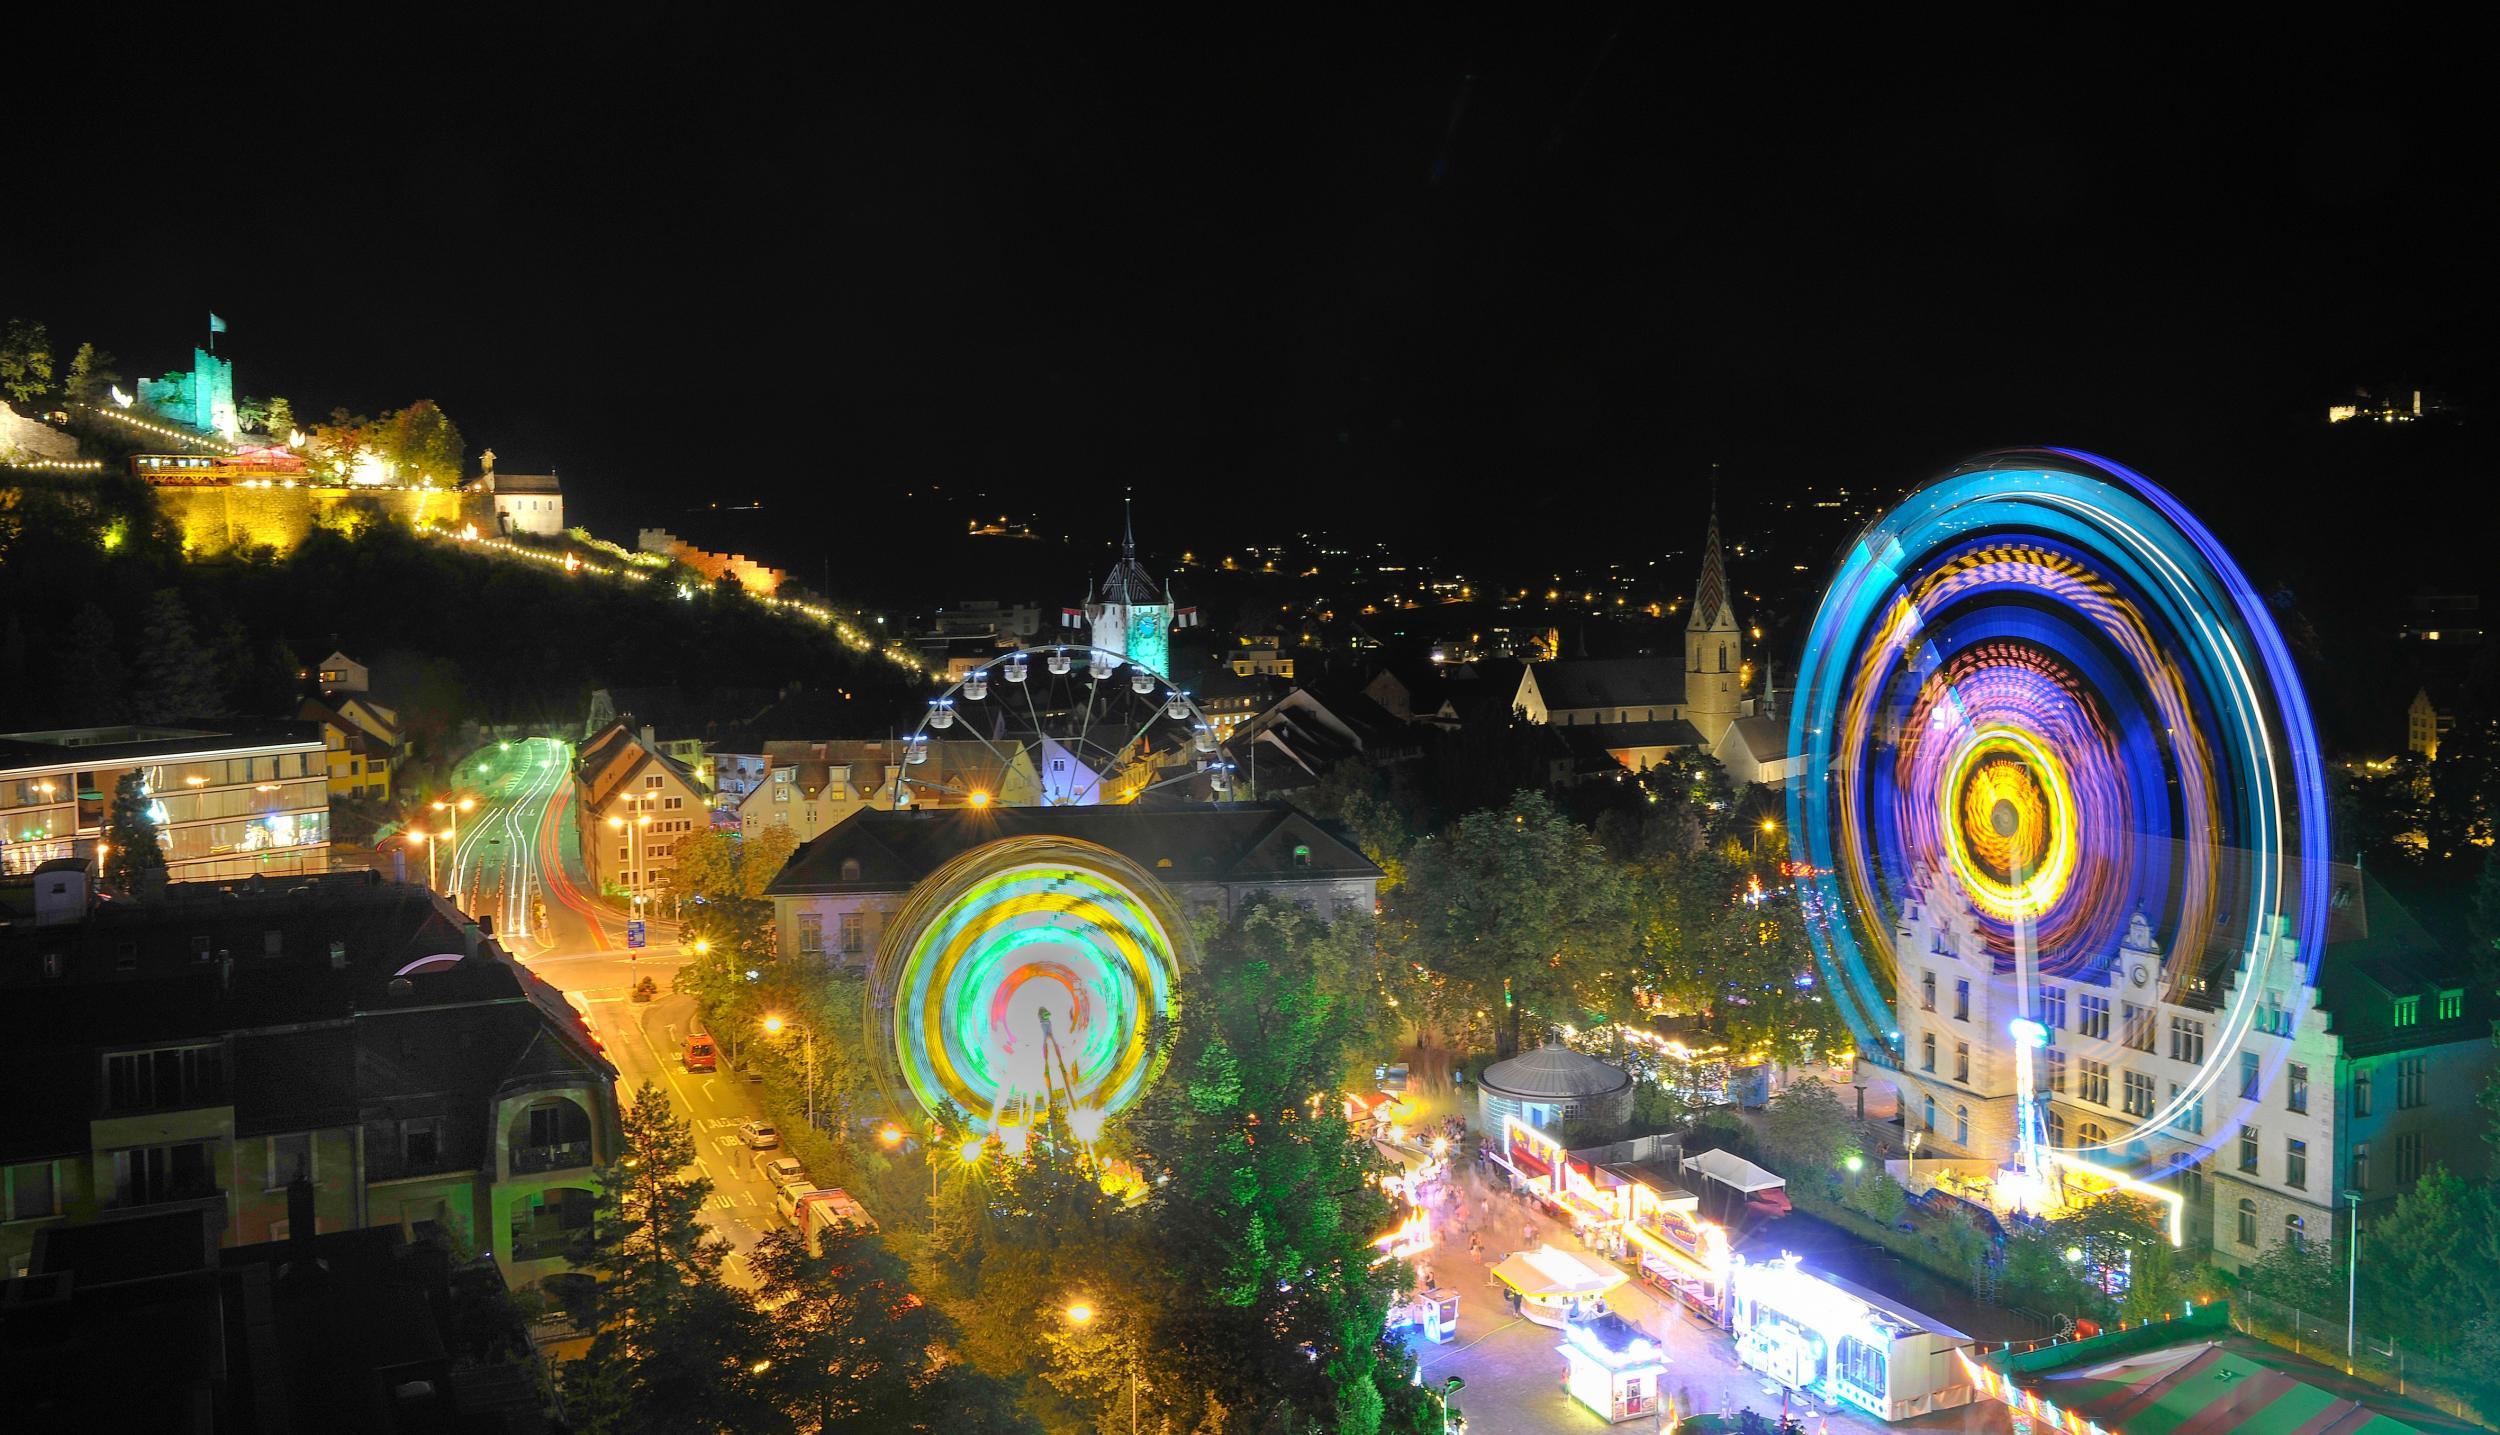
1511,506 -> 1764,769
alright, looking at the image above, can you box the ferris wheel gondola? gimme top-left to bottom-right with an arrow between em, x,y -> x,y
890,644 -> 1229,808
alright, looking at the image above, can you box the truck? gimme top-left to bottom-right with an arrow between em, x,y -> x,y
683,1018 -> 717,1072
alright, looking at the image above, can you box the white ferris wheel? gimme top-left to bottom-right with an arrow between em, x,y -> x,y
890,644 -> 1235,808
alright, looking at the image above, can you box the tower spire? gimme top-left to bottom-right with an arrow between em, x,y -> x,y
1123,488 -> 1136,561
1689,473 -> 1735,635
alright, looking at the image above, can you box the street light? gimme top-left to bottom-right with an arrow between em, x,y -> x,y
407,829 -> 436,892
1064,1298 -> 1138,1434
607,792 -> 656,918
2345,1191 -> 2362,1367
763,1013 -> 816,1130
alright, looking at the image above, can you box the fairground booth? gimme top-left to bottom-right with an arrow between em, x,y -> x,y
1558,1311 -> 1671,1425
1485,1117 -> 1738,1323
1726,1254 -> 1977,1422
1959,1304 -> 2439,1435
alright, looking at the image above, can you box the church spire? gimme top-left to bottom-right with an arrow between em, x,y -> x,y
1122,487 -> 1136,562
1689,480 -> 1737,635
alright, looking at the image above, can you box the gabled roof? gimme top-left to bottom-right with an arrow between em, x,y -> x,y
1715,713 -> 1790,764
1688,502 -> 1738,634
1584,718 -> 1706,750
765,802 -> 1379,896
578,723 -> 706,808
1525,657 -> 1688,712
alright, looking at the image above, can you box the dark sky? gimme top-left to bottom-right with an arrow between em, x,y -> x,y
9,16 -> 2494,594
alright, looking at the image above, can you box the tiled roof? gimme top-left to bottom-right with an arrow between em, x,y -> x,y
766,802 -> 1378,895
1527,657 -> 1688,712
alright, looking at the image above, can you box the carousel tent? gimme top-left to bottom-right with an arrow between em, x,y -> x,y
1491,1244 -> 1625,1299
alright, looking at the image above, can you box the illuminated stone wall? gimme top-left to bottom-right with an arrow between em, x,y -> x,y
136,348 -> 237,435
158,484 -> 471,556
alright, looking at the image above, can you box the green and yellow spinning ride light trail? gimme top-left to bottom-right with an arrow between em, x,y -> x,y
866,837 -> 1185,1149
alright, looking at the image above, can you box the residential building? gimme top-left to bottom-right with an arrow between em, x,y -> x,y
2405,686 -> 2456,762
574,722 -> 709,903
313,649 -> 370,693
1229,635 -> 1296,678
299,694 -> 403,802
736,739 -> 902,845
0,865 -> 619,1286
2,1209 -> 548,1430
764,803 -> 1381,969
0,722 -> 329,882
1866,858 -> 2497,1267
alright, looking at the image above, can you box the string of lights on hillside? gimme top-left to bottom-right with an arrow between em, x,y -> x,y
75,402 -> 239,455
1,457 -> 106,472
433,526 -> 928,678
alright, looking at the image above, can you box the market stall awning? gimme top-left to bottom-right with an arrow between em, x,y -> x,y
1492,1244 -> 1626,1299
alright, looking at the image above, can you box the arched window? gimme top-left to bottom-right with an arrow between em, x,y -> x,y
1292,844 -> 1311,868
1955,1105 -> 1970,1145
1921,1033 -> 1936,1072
2045,1107 -> 2066,1148
2237,1198 -> 2257,1247
1719,643 -> 1729,673
838,858 -> 862,882
2078,1121 -> 2108,1147
1921,1095 -> 1936,1132
2284,1213 -> 2305,1253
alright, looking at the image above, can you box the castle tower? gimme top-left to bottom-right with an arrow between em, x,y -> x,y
1684,499 -> 1743,745
1085,495 -> 1174,676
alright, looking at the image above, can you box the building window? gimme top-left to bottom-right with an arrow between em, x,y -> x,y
268,1132 -> 313,1190
2237,1198 -> 2257,1247
2285,1137 -> 2307,1190
2121,1003 -> 2156,1052
2396,1131 -> 2422,1183
2392,995 -> 2418,1027
2285,1214 -> 2306,1252
840,912 -> 863,955
1954,1042 -> 1970,1083
6,1161 -> 58,1221
775,786 -> 790,803
103,1044 -> 227,1113
1921,1033 -> 1936,1072
1921,1095 -> 1935,1132
1292,844 -> 1311,867
1954,1105 -> 1969,1145
839,858 -> 862,881
797,913 -> 824,956
2240,1050 -> 2260,1100
2169,1016 -> 2205,1065
1954,979 -> 1970,1021
402,1118 -> 443,1170
2396,1057 -> 2426,1109
1921,971 -> 1936,1012
2045,1107 -> 2065,1148
2038,984 -> 2067,1030
2045,1049 -> 2067,1094
2351,1143 -> 2369,1193
2286,1064 -> 2307,1114
2437,989 -> 2463,1021
2078,1058 -> 2110,1106
2122,1070 -> 2155,1117
2167,1083 -> 2204,1134
2078,994 -> 2110,1040
2239,1125 -> 2260,1175
2353,1070 -> 2372,1117
646,774 -> 662,789
2077,1121 -> 2108,1147
113,1141 -> 216,1207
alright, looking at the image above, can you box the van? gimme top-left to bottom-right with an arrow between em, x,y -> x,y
774,1183 -> 818,1227
790,1187 -> 876,1255
683,1032 -> 717,1072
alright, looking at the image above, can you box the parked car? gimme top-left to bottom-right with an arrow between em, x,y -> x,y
757,1155 -> 807,1190
739,1120 -> 780,1150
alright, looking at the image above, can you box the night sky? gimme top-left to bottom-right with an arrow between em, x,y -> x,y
10,17 -> 2494,597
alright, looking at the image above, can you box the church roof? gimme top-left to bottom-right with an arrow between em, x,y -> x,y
1716,713 -> 1789,764
1688,502 -> 1738,634
1095,497 -> 1165,607
1526,657 -> 1687,712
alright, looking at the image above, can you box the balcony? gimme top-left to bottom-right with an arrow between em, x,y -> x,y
509,1139 -> 593,1175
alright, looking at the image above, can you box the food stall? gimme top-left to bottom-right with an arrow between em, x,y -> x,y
1490,1243 -> 1625,1330
1606,1161 -> 1733,1323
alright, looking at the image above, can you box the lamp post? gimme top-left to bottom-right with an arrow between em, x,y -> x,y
431,796 -> 475,904
408,830 -> 436,892
2345,1190 -> 2362,1367
1064,1299 -> 1138,1435
763,1014 -> 815,1131
607,793 -> 654,920
1752,817 -> 1778,862
1436,1374 -> 1466,1435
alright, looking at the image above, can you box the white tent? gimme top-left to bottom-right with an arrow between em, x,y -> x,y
1680,1148 -> 1786,1194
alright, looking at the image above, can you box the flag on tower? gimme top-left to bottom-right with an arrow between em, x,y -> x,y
208,313 -> 227,334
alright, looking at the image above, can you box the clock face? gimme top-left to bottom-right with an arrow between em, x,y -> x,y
2131,964 -> 2149,987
